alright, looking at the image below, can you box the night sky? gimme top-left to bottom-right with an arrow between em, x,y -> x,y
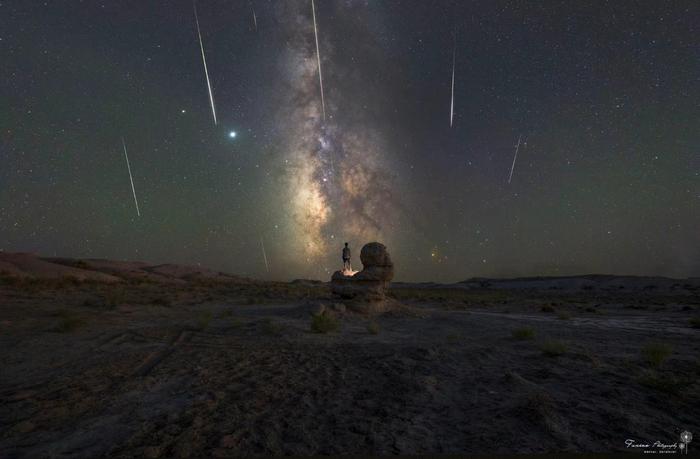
1,1 -> 698,282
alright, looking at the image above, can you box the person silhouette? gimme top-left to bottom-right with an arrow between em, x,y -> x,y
342,242 -> 351,271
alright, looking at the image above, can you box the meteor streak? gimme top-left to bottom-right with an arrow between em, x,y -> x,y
260,236 -> 270,273
193,1 -> 217,126
508,135 -> 527,184
251,3 -> 257,31
450,31 -> 456,127
311,0 -> 325,121
121,137 -> 140,217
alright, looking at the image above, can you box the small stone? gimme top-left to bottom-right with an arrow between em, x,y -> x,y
312,303 -> 326,316
332,303 -> 346,313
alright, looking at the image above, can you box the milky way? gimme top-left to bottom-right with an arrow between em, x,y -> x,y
276,2 -> 398,273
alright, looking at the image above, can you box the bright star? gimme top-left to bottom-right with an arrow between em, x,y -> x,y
229,131 -> 237,139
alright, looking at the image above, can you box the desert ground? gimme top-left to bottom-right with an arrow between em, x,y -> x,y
1,254 -> 699,457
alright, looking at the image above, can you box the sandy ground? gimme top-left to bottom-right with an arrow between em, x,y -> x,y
0,278 -> 699,457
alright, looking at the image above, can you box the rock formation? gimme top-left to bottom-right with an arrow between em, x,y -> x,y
331,242 -> 394,314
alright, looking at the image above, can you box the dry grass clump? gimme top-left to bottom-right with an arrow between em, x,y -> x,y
367,320 -> 380,335
55,310 -> 85,333
310,311 -> 339,334
196,310 -> 213,330
641,342 -> 672,368
539,340 -> 567,357
446,332 -> 462,344
512,327 -> 535,340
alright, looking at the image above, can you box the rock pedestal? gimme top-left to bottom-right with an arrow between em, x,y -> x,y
330,242 -> 394,314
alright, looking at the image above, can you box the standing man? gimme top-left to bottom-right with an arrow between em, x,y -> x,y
342,242 -> 351,271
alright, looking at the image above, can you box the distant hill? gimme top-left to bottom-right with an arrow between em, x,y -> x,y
2,251 -> 698,293
454,274 -> 700,293
390,274 -> 699,293
0,252 -> 251,284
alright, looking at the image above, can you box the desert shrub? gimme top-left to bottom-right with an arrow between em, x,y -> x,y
367,320 -> 380,335
512,327 -> 535,340
73,260 -> 90,269
556,312 -> 571,320
261,318 -> 283,335
310,311 -> 339,334
540,340 -> 567,357
540,305 -> 555,313
641,342 -> 672,368
689,317 -> 700,329
196,310 -> 213,330
446,332 -> 461,344
55,310 -> 85,333
227,317 -> 243,328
